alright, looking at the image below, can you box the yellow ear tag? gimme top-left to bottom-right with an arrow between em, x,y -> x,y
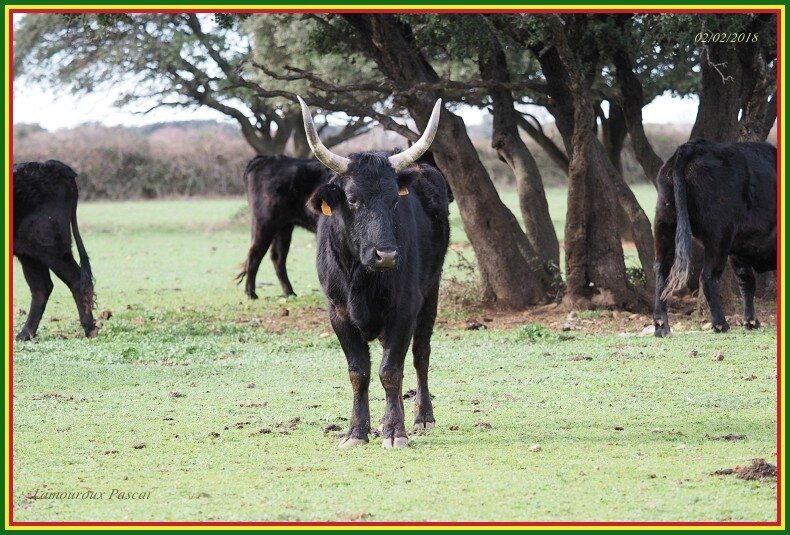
321,200 -> 332,216
398,186 -> 409,196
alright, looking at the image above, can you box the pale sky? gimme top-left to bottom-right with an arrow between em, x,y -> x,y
13,79 -> 700,132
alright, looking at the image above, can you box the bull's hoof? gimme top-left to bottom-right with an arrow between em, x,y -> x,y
413,421 -> 435,433
382,436 -> 409,449
653,321 -> 670,338
338,436 -> 368,449
745,319 -> 761,331
15,331 -> 33,342
246,290 -> 259,300
713,322 -> 730,333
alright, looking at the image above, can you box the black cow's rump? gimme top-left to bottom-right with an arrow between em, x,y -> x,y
236,155 -> 331,298
13,160 -> 97,340
653,139 -> 776,336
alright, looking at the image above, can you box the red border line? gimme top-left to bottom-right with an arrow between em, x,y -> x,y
8,5 -> 15,528
6,7 -> 784,528
773,9 -> 783,527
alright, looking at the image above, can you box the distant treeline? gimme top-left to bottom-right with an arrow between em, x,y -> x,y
13,119 -> 711,200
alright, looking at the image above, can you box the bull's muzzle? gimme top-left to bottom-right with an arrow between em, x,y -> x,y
374,249 -> 398,269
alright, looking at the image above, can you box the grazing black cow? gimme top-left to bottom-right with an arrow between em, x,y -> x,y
13,160 -> 97,341
299,96 -> 450,449
236,156 -> 332,298
653,139 -> 776,337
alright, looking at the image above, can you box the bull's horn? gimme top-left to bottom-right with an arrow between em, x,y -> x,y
297,96 -> 350,174
388,99 -> 442,172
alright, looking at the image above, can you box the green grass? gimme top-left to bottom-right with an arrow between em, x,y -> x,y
11,188 -> 777,522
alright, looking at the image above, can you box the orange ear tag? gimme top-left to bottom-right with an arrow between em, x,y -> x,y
398,186 -> 409,196
321,200 -> 333,216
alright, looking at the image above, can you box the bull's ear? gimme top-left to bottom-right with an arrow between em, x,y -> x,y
396,170 -> 416,197
308,183 -> 343,216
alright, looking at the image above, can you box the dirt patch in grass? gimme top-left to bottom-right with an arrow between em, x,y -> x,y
707,434 -> 747,441
31,393 -> 75,402
466,296 -> 776,335
235,306 -> 328,334
713,458 -> 776,480
251,294 -> 775,336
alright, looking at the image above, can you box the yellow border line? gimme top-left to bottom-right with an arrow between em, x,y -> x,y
780,5 -> 787,531
4,3 -> 9,530
3,3 -> 786,530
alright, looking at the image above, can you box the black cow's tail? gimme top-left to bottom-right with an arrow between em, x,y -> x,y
661,146 -> 694,300
234,264 -> 247,285
71,201 -> 95,305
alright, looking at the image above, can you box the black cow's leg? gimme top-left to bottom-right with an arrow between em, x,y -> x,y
653,208 -> 676,337
270,225 -> 296,297
244,221 -> 277,300
16,256 -> 53,341
700,247 -> 730,333
329,304 -> 371,448
379,320 -> 416,449
47,254 -> 98,338
732,257 -> 759,330
412,285 -> 439,431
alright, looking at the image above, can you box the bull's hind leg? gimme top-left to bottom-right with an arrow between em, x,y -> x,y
330,305 -> 372,448
701,245 -> 730,333
379,319 -> 416,449
412,286 -> 439,431
270,225 -> 296,297
47,254 -> 97,338
653,211 -> 676,337
16,256 -> 53,341
732,257 -> 759,330
243,220 -> 277,300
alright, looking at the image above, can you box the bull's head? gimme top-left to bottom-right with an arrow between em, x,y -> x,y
300,96 -> 442,270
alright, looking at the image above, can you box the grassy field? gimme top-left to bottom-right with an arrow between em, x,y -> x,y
11,187 -> 778,522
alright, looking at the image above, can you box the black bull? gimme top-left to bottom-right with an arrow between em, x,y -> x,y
653,139 -> 776,337
300,96 -> 450,448
13,160 -> 97,341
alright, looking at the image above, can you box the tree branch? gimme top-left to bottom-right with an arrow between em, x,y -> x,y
515,112 -> 569,174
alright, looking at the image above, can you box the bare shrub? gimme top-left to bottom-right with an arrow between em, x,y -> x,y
13,122 -> 254,200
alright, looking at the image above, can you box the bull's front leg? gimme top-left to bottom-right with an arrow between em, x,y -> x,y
379,319 -> 416,449
329,304 -> 371,448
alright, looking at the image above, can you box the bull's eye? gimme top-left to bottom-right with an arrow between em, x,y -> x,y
347,195 -> 359,208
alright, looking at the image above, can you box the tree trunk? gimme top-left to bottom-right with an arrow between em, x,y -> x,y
344,14 -> 555,307
599,100 -> 657,280
610,46 -> 664,184
479,30 -> 561,272
516,114 -> 570,175
601,102 -> 627,176
288,113 -> 312,157
545,17 -> 648,311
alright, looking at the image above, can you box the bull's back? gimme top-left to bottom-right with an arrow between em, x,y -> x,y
675,141 -> 771,238
244,155 -> 328,228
